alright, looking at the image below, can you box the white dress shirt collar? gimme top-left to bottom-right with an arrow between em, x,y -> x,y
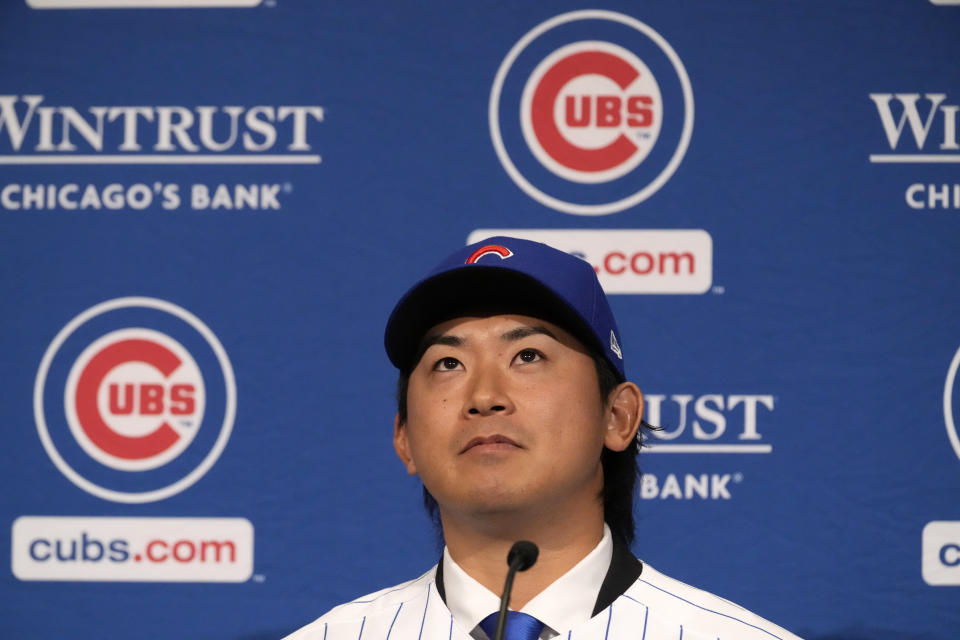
442,525 -> 614,640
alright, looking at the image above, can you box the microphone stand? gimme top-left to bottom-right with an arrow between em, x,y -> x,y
493,541 -> 539,640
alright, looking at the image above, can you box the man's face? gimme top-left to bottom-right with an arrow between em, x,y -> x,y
393,314 -> 621,524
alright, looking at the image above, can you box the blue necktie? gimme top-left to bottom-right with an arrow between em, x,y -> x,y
479,611 -> 544,640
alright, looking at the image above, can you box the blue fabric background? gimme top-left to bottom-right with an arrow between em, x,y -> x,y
1,2 -> 958,638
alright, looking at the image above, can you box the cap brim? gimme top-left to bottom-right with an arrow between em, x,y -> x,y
384,266 -> 606,374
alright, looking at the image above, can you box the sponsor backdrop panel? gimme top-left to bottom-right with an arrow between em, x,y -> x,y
0,1 -> 958,639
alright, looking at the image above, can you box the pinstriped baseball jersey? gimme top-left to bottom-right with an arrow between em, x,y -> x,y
282,562 -> 803,640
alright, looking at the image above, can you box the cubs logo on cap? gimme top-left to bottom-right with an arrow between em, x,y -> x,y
465,244 -> 515,264
384,236 -> 626,380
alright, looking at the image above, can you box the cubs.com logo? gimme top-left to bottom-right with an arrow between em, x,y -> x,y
34,298 -> 236,503
490,10 -> 694,215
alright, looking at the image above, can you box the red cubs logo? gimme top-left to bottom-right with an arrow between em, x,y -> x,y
489,10 -> 693,215
466,244 -> 514,264
35,297 -> 234,503
521,41 -> 662,183
64,328 -> 206,471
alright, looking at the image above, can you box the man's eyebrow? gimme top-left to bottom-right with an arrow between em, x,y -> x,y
500,325 -> 557,342
419,334 -> 464,351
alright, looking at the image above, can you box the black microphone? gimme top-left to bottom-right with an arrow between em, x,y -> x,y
493,541 -> 539,640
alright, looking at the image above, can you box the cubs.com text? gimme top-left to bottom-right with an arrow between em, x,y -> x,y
12,517 -> 253,582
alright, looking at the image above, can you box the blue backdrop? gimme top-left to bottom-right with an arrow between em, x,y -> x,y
1,2 -> 959,639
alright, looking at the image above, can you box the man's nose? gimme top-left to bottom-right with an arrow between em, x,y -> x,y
464,366 -> 514,417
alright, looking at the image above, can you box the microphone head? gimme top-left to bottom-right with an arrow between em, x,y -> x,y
506,541 -> 539,572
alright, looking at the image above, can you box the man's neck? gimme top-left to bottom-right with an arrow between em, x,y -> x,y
440,504 -> 606,610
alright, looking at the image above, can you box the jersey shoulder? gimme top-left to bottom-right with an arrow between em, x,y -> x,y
622,562 -> 803,640
281,567 -> 436,640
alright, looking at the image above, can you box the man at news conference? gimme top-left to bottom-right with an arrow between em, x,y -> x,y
284,236 -> 803,640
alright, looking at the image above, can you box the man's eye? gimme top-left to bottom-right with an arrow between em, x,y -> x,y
514,349 -> 542,364
433,357 -> 462,371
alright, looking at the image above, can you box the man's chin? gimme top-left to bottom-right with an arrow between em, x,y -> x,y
439,489 -> 542,522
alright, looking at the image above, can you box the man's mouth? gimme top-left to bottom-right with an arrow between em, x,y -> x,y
460,434 -> 521,453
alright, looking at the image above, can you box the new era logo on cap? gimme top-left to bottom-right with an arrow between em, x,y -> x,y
610,330 -> 623,360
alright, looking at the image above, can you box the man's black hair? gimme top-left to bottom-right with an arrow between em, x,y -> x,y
395,348 -> 652,547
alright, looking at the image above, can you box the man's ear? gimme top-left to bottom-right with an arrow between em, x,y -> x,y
393,414 -> 418,475
603,382 -> 644,452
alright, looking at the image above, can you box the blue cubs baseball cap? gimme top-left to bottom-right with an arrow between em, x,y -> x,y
384,236 -> 626,380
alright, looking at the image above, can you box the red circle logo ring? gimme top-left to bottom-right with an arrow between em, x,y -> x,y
65,328 -> 206,472
521,41 -> 662,183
